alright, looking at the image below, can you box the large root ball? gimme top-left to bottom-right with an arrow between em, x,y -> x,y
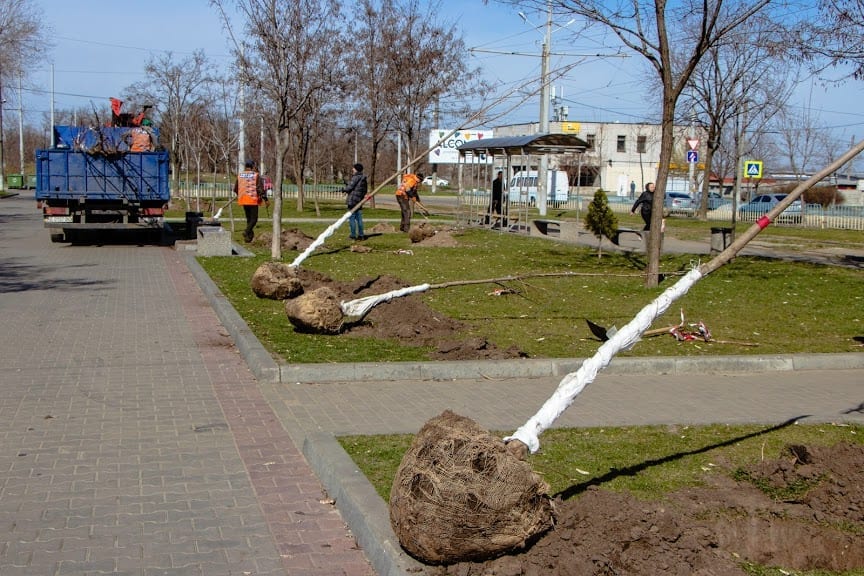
251,262 -> 303,300
389,410 -> 555,565
283,287 -> 344,334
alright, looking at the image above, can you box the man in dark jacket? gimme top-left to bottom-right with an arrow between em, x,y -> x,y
342,163 -> 368,240
631,182 -> 655,230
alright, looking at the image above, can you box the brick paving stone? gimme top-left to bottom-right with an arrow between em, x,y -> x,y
0,193 -> 373,576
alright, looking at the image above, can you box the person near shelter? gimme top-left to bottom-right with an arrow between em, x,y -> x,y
395,171 -> 423,232
342,163 -> 368,240
631,182 -> 655,230
233,160 -> 268,243
489,170 -> 504,225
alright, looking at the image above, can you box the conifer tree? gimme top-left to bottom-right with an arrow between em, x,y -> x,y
583,189 -> 618,259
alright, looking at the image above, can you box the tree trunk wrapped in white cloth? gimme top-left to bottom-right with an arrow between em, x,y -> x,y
503,139 -> 864,455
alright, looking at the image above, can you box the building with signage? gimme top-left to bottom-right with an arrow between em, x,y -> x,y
486,120 -> 706,198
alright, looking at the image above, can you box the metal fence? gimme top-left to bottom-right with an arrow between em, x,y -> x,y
457,190 -> 864,231
173,182 -> 345,202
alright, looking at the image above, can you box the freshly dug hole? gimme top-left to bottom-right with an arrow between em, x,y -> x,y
389,410 -> 555,564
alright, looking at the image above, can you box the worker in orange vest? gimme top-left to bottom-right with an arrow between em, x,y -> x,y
395,172 -> 423,232
233,160 -> 268,243
125,120 -> 156,152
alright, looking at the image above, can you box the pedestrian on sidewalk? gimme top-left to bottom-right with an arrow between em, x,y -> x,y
631,182 -> 655,231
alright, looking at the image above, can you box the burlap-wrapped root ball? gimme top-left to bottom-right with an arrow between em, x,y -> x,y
251,261 -> 303,300
283,286 -> 345,334
389,410 -> 555,564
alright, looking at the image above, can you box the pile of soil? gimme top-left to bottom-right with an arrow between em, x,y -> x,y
427,441 -> 864,575
275,226 -> 524,360
289,267 -> 525,360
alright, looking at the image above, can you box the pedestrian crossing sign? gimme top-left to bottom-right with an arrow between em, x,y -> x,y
744,160 -> 763,179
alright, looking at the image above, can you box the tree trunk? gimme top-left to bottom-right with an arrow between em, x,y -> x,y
271,128 -> 289,261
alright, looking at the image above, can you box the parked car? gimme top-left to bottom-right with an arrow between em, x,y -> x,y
664,192 -> 694,214
700,191 -> 731,210
738,194 -> 802,222
421,176 -> 449,187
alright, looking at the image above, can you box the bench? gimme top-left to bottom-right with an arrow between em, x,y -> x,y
533,219 -> 562,237
610,228 -> 644,246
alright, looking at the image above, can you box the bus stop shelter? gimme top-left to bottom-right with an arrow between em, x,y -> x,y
456,133 -> 588,232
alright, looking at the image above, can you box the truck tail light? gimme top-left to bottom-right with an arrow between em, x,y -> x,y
141,207 -> 164,216
44,207 -> 69,216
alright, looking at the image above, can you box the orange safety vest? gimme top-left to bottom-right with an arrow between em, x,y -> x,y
395,173 -> 421,198
129,127 -> 151,152
236,171 -> 262,206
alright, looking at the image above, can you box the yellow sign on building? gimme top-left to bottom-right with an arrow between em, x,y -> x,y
561,122 -> 581,133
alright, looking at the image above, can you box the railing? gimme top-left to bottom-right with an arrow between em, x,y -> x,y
173,182 -> 345,202
457,190 -> 864,231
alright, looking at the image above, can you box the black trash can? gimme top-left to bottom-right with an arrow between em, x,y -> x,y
710,227 -> 733,254
185,211 -> 204,240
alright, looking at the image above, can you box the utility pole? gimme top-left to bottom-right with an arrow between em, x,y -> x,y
431,99 -> 439,193
238,86 -> 245,173
0,67 -> 5,191
688,111 -> 695,197
537,0 -> 552,217
259,116 -> 265,175
18,75 -> 24,176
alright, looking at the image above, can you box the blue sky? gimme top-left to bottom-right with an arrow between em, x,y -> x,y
23,0 -> 864,143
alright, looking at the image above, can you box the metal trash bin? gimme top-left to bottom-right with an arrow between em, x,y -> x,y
710,227 -> 733,254
7,174 -> 23,189
185,211 -> 204,240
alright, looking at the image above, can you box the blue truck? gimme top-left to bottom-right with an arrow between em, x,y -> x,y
35,126 -> 170,242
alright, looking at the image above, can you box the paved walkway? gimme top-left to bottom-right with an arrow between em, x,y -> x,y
0,192 -> 372,575
1,190 -> 862,576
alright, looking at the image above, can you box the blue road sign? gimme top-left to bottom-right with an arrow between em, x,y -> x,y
687,150 -> 698,163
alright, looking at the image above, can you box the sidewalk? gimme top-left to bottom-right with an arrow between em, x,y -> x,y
182,229 -> 864,576
1,190 -> 862,576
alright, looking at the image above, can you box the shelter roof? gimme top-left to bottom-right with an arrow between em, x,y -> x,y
457,133 -> 588,156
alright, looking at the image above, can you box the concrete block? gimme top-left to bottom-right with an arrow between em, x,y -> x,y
197,225 -> 232,257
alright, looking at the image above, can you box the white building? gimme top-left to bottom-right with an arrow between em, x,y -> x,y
492,120 -> 706,199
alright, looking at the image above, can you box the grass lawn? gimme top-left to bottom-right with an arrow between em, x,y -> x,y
196,200 -> 864,363
338,422 -> 864,503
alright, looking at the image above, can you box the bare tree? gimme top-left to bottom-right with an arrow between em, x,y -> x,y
0,0 -> 49,189
348,0 -> 401,190
127,51 -> 214,190
680,16 -> 794,219
212,0 -> 347,260
387,0 -> 483,167
498,0 -> 773,286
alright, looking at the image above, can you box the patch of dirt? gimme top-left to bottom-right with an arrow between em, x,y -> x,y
428,441 -> 864,575
290,268 -> 526,360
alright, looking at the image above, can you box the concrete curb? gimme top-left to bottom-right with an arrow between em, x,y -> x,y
302,433 -> 424,576
182,249 -> 864,576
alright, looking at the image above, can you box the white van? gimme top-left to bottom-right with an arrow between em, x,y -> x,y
507,170 -> 569,205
